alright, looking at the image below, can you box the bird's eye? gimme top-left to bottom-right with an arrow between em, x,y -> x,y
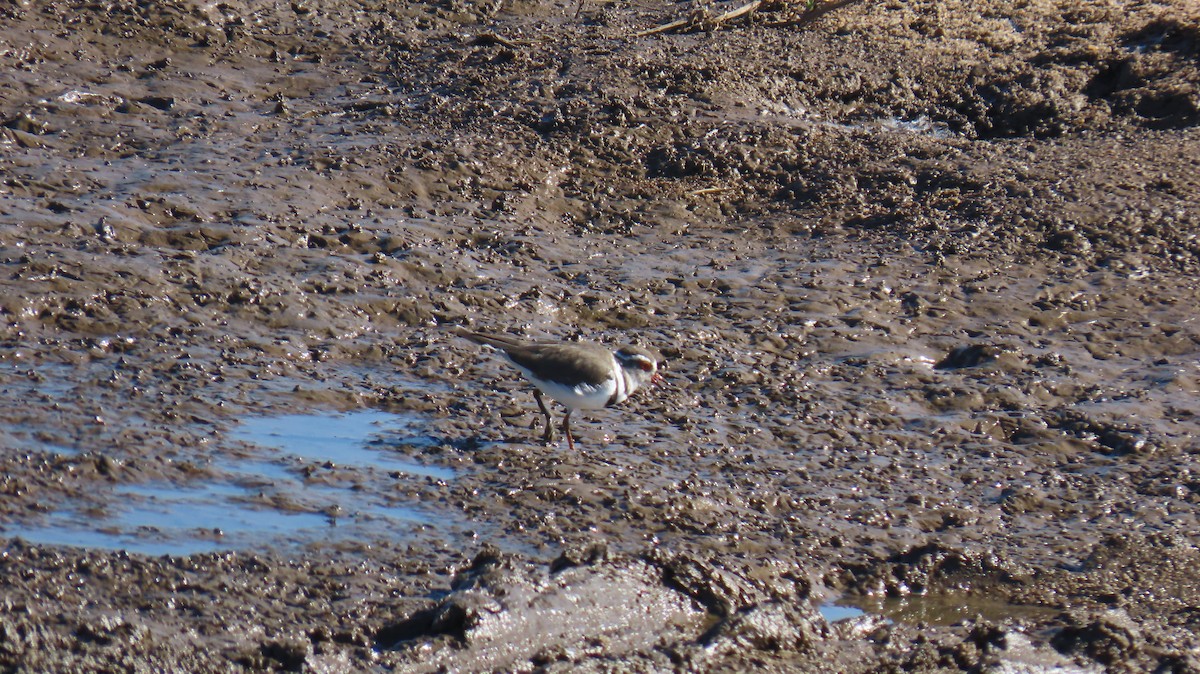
636,359 -> 655,372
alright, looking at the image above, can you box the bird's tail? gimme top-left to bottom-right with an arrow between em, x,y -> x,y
454,328 -> 526,351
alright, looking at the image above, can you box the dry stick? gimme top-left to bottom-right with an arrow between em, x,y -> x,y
632,15 -> 691,37
711,0 -> 764,26
632,0 -> 761,36
632,1 -> 763,37
689,186 -> 736,196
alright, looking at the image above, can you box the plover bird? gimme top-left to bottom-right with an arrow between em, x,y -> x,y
456,329 -> 661,450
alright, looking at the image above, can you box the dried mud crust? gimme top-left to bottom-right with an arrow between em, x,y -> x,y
2,0 -> 1200,672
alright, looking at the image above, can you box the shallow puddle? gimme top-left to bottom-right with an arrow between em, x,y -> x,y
228,409 -> 454,480
7,410 -> 456,556
834,593 -> 1061,626
818,603 -> 867,623
15,482 -> 340,557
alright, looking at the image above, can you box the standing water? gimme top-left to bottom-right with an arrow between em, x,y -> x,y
6,410 -> 456,556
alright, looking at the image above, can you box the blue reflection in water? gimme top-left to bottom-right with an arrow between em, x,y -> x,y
7,410 -> 452,556
229,409 -> 454,480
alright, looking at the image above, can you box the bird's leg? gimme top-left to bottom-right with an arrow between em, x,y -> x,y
533,389 -> 555,443
562,410 -> 575,452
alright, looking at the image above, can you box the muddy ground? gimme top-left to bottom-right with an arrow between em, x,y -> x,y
1,0 -> 1200,671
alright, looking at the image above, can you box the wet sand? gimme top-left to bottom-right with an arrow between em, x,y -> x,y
2,0 -> 1200,671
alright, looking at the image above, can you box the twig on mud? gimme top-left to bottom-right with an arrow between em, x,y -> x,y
688,186 -> 737,196
711,0 -> 764,27
632,0 -> 864,37
632,1 -> 763,38
631,15 -> 692,37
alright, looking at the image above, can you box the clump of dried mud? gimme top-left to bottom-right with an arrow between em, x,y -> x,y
2,0 -> 1199,671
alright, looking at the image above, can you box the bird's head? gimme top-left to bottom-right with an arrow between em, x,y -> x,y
615,345 -> 661,391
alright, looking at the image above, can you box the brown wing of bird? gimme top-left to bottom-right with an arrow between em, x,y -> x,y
501,343 -> 615,387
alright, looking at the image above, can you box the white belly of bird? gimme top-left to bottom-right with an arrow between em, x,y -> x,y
514,357 -> 625,410
523,371 -> 616,409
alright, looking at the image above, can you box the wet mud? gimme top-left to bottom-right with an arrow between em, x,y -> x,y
2,0 -> 1200,671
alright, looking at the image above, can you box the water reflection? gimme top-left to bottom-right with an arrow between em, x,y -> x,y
7,410 -> 453,556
